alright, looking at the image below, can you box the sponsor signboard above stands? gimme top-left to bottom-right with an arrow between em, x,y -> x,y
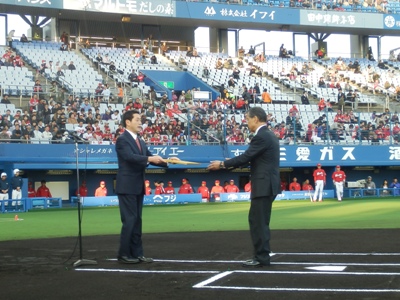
2,144 -> 400,170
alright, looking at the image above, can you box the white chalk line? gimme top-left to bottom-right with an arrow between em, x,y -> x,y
193,270 -> 400,293
106,258 -> 400,267
275,252 -> 400,256
76,268 -> 219,274
193,271 -> 233,288
194,285 -> 400,293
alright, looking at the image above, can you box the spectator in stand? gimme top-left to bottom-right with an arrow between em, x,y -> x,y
68,61 -> 76,71
389,178 -> 400,196
178,178 -> 193,194
313,163 -> 326,202
1,94 -> 11,104
0,172 -> 9,202
301,91 -> 310,104
225,179 -> 239,193
20,34 -> 29,43
144,180 -> 151,195
36,180 -> 52,198
318,98 -> 326,111
60,61 -> 68,71
210,180 -> 225,201
289,177 -> 301,191
202,66 -> 210,79
80,99 -> 92,112
95,181 -> 107,197
164,181 -> 175,194
261,89 -> 272,104
128,70 -> 138,84
197,181 -> 210,202
318,77 -> 327,88
332,165 -> 346,202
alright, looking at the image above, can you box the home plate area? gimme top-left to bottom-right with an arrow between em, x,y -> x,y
77,252 -> 400,295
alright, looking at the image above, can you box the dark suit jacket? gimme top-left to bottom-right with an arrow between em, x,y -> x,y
224,126 -> 281,199
115,131 -> 166,195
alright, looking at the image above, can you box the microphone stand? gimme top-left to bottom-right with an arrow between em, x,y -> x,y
73,141 -> 97,268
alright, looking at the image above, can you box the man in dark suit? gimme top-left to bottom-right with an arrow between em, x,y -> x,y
115,110 -> 168,264
207,107 -> 280,267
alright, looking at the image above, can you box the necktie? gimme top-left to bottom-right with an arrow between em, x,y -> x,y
135,136 -> 142,153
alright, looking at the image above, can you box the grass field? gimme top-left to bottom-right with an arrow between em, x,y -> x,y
1,198 -> 399,241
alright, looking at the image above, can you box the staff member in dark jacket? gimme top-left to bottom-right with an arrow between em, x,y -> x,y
208,107 -> 280,267
0,172 -> 9,201
11,169 -> 23,200
115,110 -> 178,264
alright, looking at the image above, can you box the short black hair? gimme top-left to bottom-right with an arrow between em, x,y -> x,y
247,107 -> 267,123
122,109 -> 140,127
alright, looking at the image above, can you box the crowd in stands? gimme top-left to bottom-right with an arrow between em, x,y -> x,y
181,0 -> 394,14
2,37 -> 400,145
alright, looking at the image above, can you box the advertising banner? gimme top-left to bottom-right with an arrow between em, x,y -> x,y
299,10 -> 382,29
175,2 -> 300,25
63,0 -> 175,17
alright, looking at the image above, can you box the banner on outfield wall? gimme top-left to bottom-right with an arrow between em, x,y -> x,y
62,0 -> 175,17
276,190 -> 334,200
299,10 -> 382,29
71,191 -> 334,207
175,2 -> 300,25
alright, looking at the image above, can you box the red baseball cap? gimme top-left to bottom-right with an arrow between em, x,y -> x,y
182,179 -> 187,182
215,180 -> 220,183
317,163 -> 321,167
145,180 -> 149,183
336,165 -> 340,168
230,179 -> 234,182
202,181 -> 206,184
100,181 -> 105,185
168,181 -> 172,184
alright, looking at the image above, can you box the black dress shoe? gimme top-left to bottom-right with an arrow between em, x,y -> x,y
242,259 -> 270,267
137,256 -> 153,263
117,256 -> 140,264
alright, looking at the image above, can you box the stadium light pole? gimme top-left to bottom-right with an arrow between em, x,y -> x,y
73,141 -> 97,268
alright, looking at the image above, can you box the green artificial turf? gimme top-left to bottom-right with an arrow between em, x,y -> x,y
0,198 -> 399,241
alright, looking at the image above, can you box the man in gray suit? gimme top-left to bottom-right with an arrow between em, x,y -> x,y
208,107 -> 280,267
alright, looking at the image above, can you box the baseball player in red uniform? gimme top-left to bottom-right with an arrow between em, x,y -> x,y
197,181 -> 210,202
145,180 -> 152,195
154,181 -> 165,195
210,180 -> 225,201
36,180 -> 52,197
178,178 -> 194,194
225,179 -> 240,193
28,181 -> 36,198
244,180 -> 251,192
164,181 -> 175,194
313,163 -> 326,202
95,181 -> 107,197
302,179 -> 314,191
289,177 -> 301,191
332,165 -> 346,201
76,181 -> 88,197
